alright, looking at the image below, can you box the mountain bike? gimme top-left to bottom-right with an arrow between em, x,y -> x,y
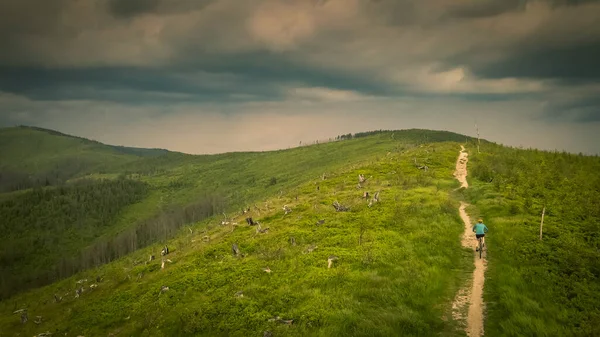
476,236 -> 485,259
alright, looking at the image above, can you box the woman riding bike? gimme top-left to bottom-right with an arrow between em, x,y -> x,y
472,218 -> 488,251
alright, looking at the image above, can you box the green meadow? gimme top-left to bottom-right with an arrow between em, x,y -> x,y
0,126 -> 598,336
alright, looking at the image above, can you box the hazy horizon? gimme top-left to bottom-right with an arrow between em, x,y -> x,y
1,0 -> 599,155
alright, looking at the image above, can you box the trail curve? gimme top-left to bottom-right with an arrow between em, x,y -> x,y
452,145 -> 486,337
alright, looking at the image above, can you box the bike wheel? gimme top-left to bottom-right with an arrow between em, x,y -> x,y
479,240 -> 483,259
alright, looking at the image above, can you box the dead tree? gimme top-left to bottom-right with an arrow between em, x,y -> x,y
232,243 -> 240,256
161,245 -> 169,256
290,237 -> 296,246
332,201 -> 349,212
327,256 -> 339,269
368,191 -> 380,208
283,205 -> 292,215
363,191 -> 370,199
413,158 -> 429,171
255,223 -> 269,234
475,121 -> 481,154
14,309 -> 28,324
359,174 -> 366,183
246,217 -> 257,226
54,294 -> 62,303
149,255 -> 155,262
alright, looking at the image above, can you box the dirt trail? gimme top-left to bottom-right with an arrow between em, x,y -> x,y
452,145 -> 487,337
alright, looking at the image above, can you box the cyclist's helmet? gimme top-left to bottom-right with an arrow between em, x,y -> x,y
478,218 -> 483,223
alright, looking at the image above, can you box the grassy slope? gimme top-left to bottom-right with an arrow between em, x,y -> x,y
0,128 -> 469,298
465,143 -> 600,337
81,130 -> 468,250
0,140 -> 473,336
0,126 -> 138,173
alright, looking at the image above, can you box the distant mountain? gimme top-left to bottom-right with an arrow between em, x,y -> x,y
0,126 -> 177,192
107,145 -> 171,157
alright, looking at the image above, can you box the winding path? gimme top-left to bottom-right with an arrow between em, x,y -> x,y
452,145 -> 486,337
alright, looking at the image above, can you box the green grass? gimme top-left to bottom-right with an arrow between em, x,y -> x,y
465,142 -> 600,337
5,126 -> 598,336
0,126 -> 145,192
0,128 -> 472,299
0,140 -> 473,336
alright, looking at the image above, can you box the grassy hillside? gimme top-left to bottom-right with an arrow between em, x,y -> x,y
0,128 -> 470,301
4,127 -> 597,336
466,144 -> 600,336
0,126 -> 151,192
0,140 -> 473,336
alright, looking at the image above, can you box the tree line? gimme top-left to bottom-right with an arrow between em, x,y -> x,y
0,178 -> 148,299
0,176 -> 226,299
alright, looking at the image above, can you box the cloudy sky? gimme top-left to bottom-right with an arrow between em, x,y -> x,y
0,0 -> 599,154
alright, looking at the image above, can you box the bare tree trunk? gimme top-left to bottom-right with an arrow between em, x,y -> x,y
475,121 -> 481,154
540,207 -> 545,240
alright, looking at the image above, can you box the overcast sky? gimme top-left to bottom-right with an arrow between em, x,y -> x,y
0,0 -> 599,154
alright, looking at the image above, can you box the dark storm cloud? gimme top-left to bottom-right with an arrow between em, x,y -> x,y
449,41 -> 600,82
0,0 -> 70,35
107,0 -> 161,18
106,0 -> 216,18
0,66 -> 285,104
0,49 -> 393,104
442,0 -> 525,20
543,95 -> 600,122
0,0 -> 599,155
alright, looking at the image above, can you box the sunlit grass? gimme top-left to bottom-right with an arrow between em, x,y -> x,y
0,141 -> 472,336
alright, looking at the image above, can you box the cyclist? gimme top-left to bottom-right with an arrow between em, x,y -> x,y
472,218 -> 488,251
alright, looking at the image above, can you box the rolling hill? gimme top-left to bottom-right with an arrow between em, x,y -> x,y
0,127 -> 468,299
0,127 -> 598,336
0,126 -> 182,192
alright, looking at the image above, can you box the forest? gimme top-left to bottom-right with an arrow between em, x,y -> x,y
0,178 -> 148,299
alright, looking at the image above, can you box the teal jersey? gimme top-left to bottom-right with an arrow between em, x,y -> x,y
473,223 -> 488,235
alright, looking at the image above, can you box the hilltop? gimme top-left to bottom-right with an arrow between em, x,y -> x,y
0,127 -> 468,299
0,126 -> 181,192
0,127 -> 598,336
